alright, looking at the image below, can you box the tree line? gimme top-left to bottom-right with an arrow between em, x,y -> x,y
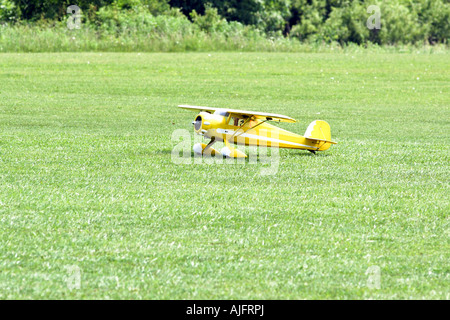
1,0 -> 448,45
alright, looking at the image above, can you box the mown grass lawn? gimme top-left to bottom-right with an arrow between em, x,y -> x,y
0,52 -> 448,299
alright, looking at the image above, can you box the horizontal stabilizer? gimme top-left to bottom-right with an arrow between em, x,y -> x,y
305,137 -> 337,144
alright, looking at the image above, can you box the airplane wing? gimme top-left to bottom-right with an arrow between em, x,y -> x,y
178,105 -> 296,123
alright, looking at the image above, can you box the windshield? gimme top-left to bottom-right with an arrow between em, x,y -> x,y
214,110 -> 229,117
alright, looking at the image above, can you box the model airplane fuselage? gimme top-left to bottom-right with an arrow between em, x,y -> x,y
179,105 -> 337,158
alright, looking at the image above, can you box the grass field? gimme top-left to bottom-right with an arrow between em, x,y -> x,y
0,52 -> 448,299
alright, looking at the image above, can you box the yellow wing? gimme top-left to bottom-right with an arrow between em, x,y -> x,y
178,105 -> 296,123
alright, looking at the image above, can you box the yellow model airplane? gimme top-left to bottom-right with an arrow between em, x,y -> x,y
179,105 -> 337,158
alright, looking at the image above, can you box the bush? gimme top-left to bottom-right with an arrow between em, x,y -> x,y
289,0 -> 328,41
320,1 -> 369,44
2,0 -> 449,46
190,5 -> 228,33
289,0 -> 449,45
0,0 -> 20,23
412,0 -> 450,43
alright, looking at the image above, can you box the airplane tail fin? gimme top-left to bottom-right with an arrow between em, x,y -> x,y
304,120 -> 337,151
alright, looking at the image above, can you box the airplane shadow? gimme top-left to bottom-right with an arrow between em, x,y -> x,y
156,148 -> 223,159
156,148 -> 331,158
289,152 -> 332,157
156,148 -> 332,162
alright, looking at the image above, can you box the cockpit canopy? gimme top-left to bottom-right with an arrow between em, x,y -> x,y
214,110 -> 229,117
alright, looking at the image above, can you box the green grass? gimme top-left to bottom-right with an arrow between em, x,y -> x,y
0,52 -> 448,299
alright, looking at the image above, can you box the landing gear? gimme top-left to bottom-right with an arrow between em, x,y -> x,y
308,150 -> 317,155
221,139 -> 247,158
193,137 -> 220,156
203,137 -> 216,154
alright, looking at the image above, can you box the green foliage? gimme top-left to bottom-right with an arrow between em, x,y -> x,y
116,0 -> 170,14
170,0 -> 292,33
319,1 -> 369,44
10,0 -> 170,20
95,2 -> 196,38
12,0 -> 114,20
170,0 -> 263,25
2,0 -> 450,45
190,5 -> 226,32
376,0 -> 425,45
0,0 -> 20,23
408,0 -> 450,43
259,0 -> 292,33
289,0 -> 449,45
290,0 -> 328,40
142,0 -> 171,15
